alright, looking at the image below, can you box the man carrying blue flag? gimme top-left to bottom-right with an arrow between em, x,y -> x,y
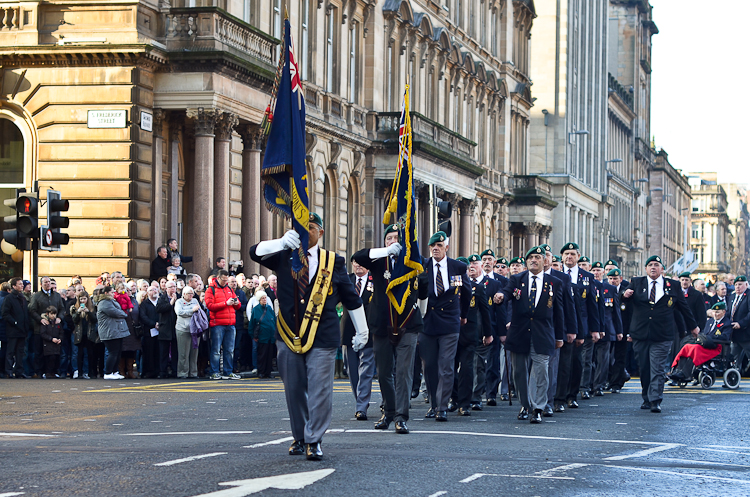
249,17 -> 369,461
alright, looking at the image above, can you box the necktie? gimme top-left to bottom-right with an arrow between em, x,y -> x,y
472,278 -> 477,284
355,277 -> 362,296
436,263 -> 444,296
530,276 -> 537,307
732,294 -> 740,319
567,268 -> 572,280
649,280 -> 656,303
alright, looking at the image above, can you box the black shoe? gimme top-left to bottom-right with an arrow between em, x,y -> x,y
640,400 -> 651,410
395,421 -> 409,434
543,405 -> 554,417
499,394 -> 510,401
567,399 -> 579,409
610,387 -> 621,394
305,443 -> 323,461
447,400 -> 458,412
580,391 -> 591,400
16,373 -> 31,379
650,401 -> 662,413
517,407 -> 529,420
457,407 -> 471,416
594,389 -> 604,397
374,415 -> 392,430
435,410 -> 448,422
355,411 -> 368,421
411,388 -> 419,399
471,402 -> 483,411
554,403 -> 565,413
530,409 -> 543,424
424,408 -> 436,419
289,440 -> 305,456
668,380 -> 678,387
486,398 -> 497,406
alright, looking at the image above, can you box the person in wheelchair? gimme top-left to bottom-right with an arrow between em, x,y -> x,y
669,302 -> 733,382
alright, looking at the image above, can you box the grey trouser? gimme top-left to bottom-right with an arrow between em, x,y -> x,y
176,329 -> 198,378
374,332 -> 417,422
420,332 -> 459,412
472,343 -> 492,404
511,342 -> 550,411
344,345 -> 376,413
500,344 -> 513,395
580,338 -> 595,392
593,340 -> 611,391
546,347 -> 560,410
276,341 -> 336,444
632,339 -> 672,403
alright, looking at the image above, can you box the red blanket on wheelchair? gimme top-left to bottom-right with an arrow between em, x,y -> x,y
671,344 -> 722,368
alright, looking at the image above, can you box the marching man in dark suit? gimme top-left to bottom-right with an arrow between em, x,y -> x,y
479,249 -> 508,406
607,268 -> 631,393
622,255 -> 698,413
498,246 -> 565,424
729,275 -> 750,367
421,231 -> 471,422
352,224 -> 428,434
340,257 -> 375,421
249,213 -> 368,460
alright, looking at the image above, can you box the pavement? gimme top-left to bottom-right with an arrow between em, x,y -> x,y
1,376 -> 749,497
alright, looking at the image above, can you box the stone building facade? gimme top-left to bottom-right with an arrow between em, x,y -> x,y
720,183 -> 748,275
647,150 -> 690,270
689,173 -> 730,274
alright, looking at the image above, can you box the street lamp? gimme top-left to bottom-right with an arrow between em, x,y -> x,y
605,159 -> 623,164
568,129 -> 589,144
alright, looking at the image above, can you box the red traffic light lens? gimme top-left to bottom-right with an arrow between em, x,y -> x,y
21,198 -> 31,213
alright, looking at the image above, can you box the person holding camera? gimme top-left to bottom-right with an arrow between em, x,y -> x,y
211,257 -> 244,278
205,269 -> 242,379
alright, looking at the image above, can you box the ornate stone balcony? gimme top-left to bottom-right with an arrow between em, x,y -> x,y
509,175 -> 557,208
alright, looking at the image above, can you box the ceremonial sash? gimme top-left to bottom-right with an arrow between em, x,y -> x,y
278,248 -> 336,354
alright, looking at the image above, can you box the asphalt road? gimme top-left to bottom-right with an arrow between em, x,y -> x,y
1,376 -> 749,497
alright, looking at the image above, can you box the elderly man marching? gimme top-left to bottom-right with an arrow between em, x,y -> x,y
249,213 -> 368,460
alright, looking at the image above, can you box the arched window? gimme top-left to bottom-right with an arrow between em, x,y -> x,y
0,119 -> 25,185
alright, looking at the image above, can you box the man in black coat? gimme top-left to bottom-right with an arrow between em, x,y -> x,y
622,255 -> 698,413
498,246 -> 564,424
608,269 -> 631,393
28,276 -> 66,377
729,275 -> 750,367
479,249 -> 509,406
250,213 -> 366,460
2,277 -> 31,378
679,272 -> 708,331
139,286 -> 161,379
421,231 -> 471,422
150,246 -> 171,282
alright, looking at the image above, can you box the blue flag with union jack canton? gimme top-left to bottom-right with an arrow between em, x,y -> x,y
261,18 -> 309,277
383,85 -> 423,314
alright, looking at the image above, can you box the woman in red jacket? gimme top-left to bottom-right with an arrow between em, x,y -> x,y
204,269 -> 242,379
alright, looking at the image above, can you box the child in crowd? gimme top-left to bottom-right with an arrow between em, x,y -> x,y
114,282 -> 133,313
40,306 -> 64,378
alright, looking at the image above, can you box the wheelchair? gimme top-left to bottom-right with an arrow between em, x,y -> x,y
672,344 -> 741,390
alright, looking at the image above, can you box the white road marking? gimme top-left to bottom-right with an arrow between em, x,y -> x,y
534,463 -> 589,476
708,444 -> 750,450
154,452 -> 227,467
0,492 -> 26,496
656,457 -> 750,469
0,432 -> 56,438
244,437 -> 294,448
460,472 -> 574,483
604,443 -> 680,461
691,447 -> 750,456
189,468 -> 334,497
427,491 -> 447,497
605,465 -> 750,484
125,431 -> 253,436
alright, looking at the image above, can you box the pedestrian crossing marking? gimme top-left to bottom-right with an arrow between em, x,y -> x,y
84,379 -> 380,394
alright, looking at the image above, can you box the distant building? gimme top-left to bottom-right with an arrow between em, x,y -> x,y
721,183 -> 749,275
689,173 -> 731,274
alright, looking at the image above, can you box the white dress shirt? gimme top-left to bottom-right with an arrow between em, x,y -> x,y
564,265 -> 579,284
354,273 -> 367,297
433,257 -> 449,296
472,273 -> 485,285
484,270 -> 495,280
307,244 -> 319,280
647,275 -> 665,303
528,271 -> 543,307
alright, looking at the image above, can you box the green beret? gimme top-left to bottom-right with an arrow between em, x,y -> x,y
605,259 -> 619,268
712,301 -> 727,311
429,231 -> 448,246
578,256 -> 591,263
592,261 -> 603,269
645,255 -> 663,267
468,254 -> 481,263
510,257 -> 525,265
456,257 -> 469,264
561,242 -> 580,254
309,212 -> 323,228
525,246 -> 544,259
552,255 -> 561,262
678,271 -> 692,279
607,268 -> 622,277
383,223 -> 398,240
541,244 -> 552,253
497,257 -> 509,266
735,275 -> 748,283
480,249 -> 495,258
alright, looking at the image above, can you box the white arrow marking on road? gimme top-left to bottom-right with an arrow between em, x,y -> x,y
190,469 -> 334,497
604,443 -> 680,461
154,452 -> 227,466
0,492 -> 25,497
0,433 -> 56,438
243,436 -> 294,448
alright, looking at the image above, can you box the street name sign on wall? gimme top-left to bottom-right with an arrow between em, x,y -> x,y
87,110 -> 127,128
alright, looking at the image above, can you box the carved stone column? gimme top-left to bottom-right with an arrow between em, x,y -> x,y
151,109 -> 165,255
213,112 -> 239,263
459,198 -> 476,257
239,124 -> 264,275
526,222 -> 540,250
186,108 -> 218,278
169,118 -> 181,243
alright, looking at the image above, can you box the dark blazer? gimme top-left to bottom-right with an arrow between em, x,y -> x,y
549,268 -> 578,337
600,282 -> 623,341
728,290 -> 750,342
710,294 -> 729,308
423,257 -> 471,336
340,272 -> 374,347
501,271 -> 565,356
625,276 -> 697,342
702,315 -> 733,344
156,293 -> 178,341
139,298 -> 159,331
565,267 -> 600,339
460,276 -> 493,346
249,245 -> 363,349
352,250 -> 427,336
616,281 -> 632,337
702,292 -> 712,311
479,275 -> 506,337
2,290 -> 30,339
683,286 -> 708,331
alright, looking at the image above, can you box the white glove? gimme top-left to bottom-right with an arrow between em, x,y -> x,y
386,242 -> 402,257
368,243 -> 402,260
418,298 -> 428,318
255,230 -> 300,256
348,306 -> 369,352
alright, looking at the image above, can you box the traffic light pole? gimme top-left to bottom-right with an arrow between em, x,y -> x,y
32,180 -> 38,293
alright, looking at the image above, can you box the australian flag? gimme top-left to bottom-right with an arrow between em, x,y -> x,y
261,18 -> 309,277
384,85 -> 423,314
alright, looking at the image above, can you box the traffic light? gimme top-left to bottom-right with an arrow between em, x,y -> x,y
41,189 -> 69,251
3,189 -> 38,251
437,200 -> 452,237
